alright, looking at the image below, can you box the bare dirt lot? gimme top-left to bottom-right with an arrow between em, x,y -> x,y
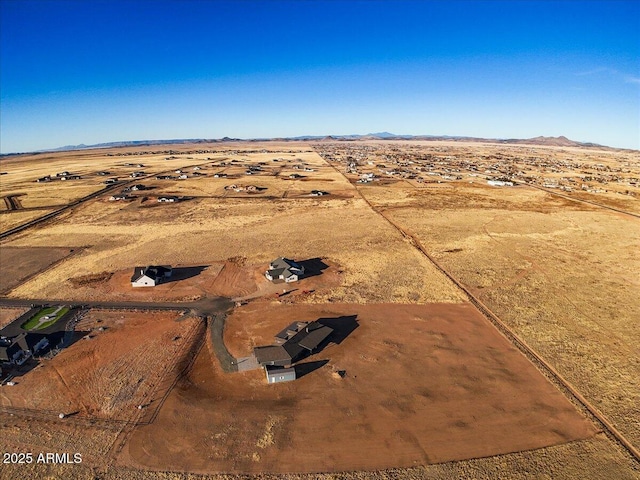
0,310 -> 202,420
122,302 -> 596,474
0,246 -> 77,293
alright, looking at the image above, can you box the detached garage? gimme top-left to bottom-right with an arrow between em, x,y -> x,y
265,366 -> 296,384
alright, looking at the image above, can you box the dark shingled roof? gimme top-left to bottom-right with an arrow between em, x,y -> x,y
131,265 -> 172,283
267,267 -> 285,278
274,321 -> 307,341
254,345 -> 291,366
298,325 -> 333,351
254,320 -> 334,367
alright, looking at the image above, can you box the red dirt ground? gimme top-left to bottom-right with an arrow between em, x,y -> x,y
121,302 -> 597,474
0,310 -> 202,420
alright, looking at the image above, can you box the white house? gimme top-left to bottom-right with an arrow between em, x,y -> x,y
131,266 -> 173,287
265,257 -> 305,283
487,180 -> 514,187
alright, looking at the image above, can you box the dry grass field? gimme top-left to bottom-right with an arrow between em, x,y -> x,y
0,209 -> 57,233
0,246 -> 77,293
2,147 -> 463,304
0,306 -> 29,328
0,141 -> 638,479
359,180 -> 640,449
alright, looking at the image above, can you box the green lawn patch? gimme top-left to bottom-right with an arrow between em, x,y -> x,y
22,306 -> 70,331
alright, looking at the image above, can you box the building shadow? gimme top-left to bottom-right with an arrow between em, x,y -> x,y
294,359 -> 329,379
163,265 -> 208,284
316,315 -> 359,345
298,258 -> 330,279
291,315 -> 359,364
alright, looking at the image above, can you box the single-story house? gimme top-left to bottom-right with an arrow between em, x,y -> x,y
158,196 -> 179,203
131,265 -> 173,287
254,320 -> 333,368
265,257 -> 305,283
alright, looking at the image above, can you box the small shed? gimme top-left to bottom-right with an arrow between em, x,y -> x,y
265,366 -> 296,384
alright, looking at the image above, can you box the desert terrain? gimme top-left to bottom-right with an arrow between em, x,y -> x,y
0,140 -> 638,479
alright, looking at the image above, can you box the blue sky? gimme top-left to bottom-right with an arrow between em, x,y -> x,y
1,0 -> 638,152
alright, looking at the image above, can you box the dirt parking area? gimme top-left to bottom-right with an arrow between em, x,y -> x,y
122,302 -> 596,474
0,310 -> 203,420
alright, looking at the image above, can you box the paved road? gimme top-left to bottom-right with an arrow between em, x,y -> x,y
0,296 -> 234,317
0,159 -> 218,240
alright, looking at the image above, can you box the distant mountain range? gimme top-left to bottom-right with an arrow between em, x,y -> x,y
1,133 -> 624,156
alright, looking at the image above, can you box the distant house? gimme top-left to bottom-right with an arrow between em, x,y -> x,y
265,257 -> 305,283
130,265 -> 173,287
158,196 -> 179,203
487,180 -> 514,187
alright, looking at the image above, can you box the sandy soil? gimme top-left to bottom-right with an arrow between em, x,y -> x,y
0,310 -> 202,420
121,302 -> 596,474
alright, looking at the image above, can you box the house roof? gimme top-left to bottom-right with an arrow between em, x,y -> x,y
298,325 -> 333,351
267,267 -> 285,278
131,265 -> 172,282
270,257 -> 302,270
254,345 -> 291,365
274,321 -> 307,341
254,320 -> 333,366
131,266 -> 155,282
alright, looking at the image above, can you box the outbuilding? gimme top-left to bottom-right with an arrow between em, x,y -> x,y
265,366 -> 296,384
